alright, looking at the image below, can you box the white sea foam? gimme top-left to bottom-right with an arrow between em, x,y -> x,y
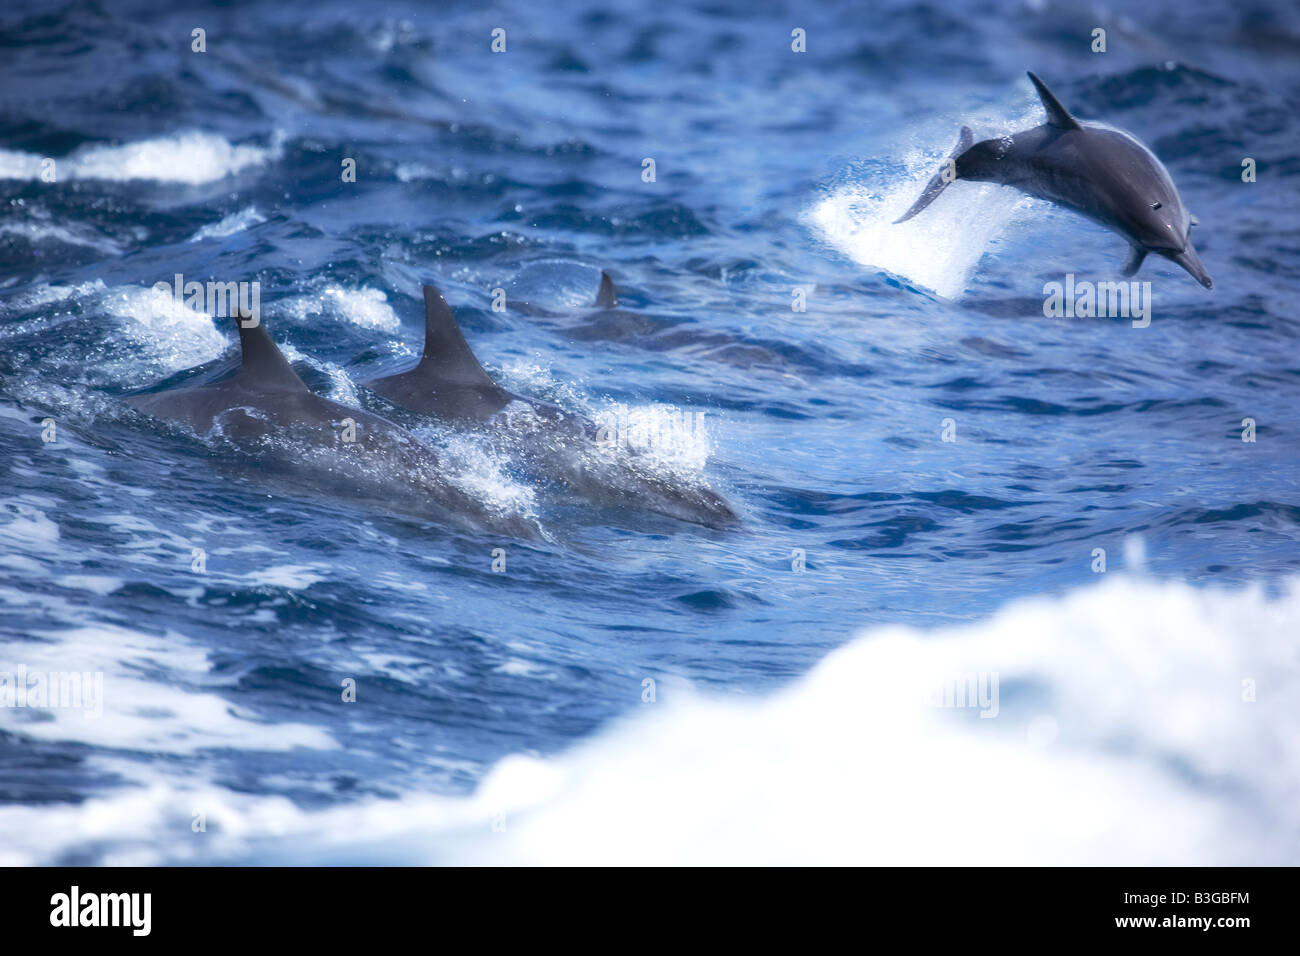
435,431 -> 539,521
0,220 -> 125,254
808,175 -> 1033,299
0,503 -> 61,553
190,206 -> 267,241
0,623 -> 335,759
54,575 -> 124,596
395,161 -> 437,182
0,574 -> 1292,865
283,286 -> 401,332
807,94 -> 1045,299
0,149 -> 46,179
0,132 -> 282,185
243,565 -> 326,590
590,400 -> 714,473
102,285 -> 228,374
0,279 -> 106,314
277,342 -> 361,406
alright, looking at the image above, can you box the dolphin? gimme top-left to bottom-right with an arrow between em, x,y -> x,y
125,312 -> 537,536
363,285 -> 578,430
895,71 -> 1212,289
595,270 -> 618,309
362,285 -> 737,529
500,260 -> 618,312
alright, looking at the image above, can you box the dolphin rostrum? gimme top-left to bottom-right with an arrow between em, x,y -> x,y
895,71 -> 1212,289
126,311 -> 536,535
363,285 -> 738,529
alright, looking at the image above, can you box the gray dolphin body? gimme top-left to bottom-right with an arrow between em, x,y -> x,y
362,286 -> 738,529
896,72 -> 1212,289
364,286 -> 579,431
126,314 -> 535,536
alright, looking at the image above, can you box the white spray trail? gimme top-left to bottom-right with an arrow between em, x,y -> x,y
807,96 -> 1045,299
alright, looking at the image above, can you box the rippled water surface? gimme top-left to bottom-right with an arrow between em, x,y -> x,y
1,0 -> 1298,863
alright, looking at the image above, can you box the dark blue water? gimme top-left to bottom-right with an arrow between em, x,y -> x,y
1,0 -> 1298,863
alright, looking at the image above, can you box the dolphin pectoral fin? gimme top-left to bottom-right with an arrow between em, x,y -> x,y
894,125 -> 975,224
595,270 -> 618,309
1189,214 -> 1199,227
1027,72 -> 1081,130
1121,246 -> 1147,277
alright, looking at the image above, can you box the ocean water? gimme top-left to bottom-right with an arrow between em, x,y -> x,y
1,0 -> 1298,865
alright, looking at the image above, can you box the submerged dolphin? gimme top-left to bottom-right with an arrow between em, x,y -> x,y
595,271 -> 618,309
126,312 -> 536,535
362,285 -> 737,529
895,71 -> 1212,288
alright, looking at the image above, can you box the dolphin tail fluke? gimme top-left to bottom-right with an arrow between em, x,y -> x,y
893,125 -> 974,224
1121,246 -> 1147,278
595,270 -> 618,309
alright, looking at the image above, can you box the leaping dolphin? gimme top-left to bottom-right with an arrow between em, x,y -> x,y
362,285 -> 738,529
895,71 -> 1212,289
126,312 -> 537,536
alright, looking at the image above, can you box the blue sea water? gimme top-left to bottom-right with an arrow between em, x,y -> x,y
0,0 -> 1298,864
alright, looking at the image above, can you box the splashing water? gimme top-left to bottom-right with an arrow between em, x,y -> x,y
807,96 -> 1046,299
0,131 -> 284,185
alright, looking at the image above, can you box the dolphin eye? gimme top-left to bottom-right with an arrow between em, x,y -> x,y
1150,201 -> 1162,210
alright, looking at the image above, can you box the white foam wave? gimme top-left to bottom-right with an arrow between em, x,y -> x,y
102,285 -> 228,374
0,279 -> 106,314
0,220 -> 125,255
807,94 -> 1045,299
590,400 -> 714,473
434,431 -> 540,521
3,574 -> 1292,865
0,132 -> 282,185
0,502 -> 61,553
0,623 -> 335,759
190,206 -> 267,241
277,343 -> 361,406
243,565 -> 326,590
283,286 -> 401,332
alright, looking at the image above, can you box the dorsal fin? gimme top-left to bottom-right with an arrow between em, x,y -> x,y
1027,72 -> 1081,130
416,285 -> 495,387
234,313 -> 307,390
595,270 -> 618,308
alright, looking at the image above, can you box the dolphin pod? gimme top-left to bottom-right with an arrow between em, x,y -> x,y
123,72 -> 1208,533
125,312 -> 542,537
895,71 -> 1212,289
127,284 -> 737,533
364,285 -> 738,529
